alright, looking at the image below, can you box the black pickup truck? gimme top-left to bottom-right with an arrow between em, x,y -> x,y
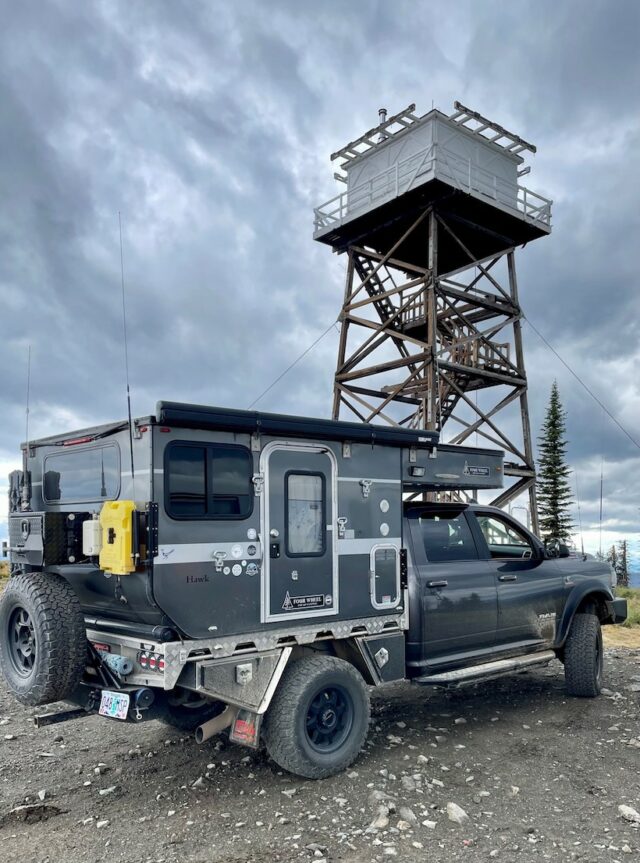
0,404 -> 628,779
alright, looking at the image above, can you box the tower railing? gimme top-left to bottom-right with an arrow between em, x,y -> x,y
314,142 -> 552,234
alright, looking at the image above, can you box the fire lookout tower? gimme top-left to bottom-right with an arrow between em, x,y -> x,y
313,102 -> 552,530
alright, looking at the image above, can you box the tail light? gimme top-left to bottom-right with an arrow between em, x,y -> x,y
137,650 -> 165,673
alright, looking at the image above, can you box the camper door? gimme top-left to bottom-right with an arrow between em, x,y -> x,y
261,443 -> 338,622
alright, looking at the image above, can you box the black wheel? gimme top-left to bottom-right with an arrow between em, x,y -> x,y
158,689 -> 225,732
262,655 -> 370,779
564,613 -> 603,697
0,573 -> 87,706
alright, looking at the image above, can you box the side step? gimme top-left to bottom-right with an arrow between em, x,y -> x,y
414,650 -> 557,688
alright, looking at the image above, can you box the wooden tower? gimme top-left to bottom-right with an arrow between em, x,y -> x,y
314,103 -> 552,531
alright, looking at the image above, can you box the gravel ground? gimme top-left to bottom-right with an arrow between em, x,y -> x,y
1,648 -> 639,863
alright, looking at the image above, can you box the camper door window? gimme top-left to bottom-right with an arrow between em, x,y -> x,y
43,445 -> 120,503
165,441 -> 253,520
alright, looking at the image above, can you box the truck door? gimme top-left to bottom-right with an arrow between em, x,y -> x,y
407,506 -> 497,666
261,443 -> 338,623
471,510 -> 564,647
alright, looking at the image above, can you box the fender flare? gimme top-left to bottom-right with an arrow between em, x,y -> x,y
556,581 -> 615,648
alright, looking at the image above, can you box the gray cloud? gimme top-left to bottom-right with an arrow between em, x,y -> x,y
1,0 -> 639,569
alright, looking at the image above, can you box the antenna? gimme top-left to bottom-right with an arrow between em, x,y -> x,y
25,344 -> 31,447
119,212 -> 136,497
574,468 -> 585,557
21,345 -> 32,511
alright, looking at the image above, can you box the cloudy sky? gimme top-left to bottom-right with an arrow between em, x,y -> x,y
1,0 -> 639,572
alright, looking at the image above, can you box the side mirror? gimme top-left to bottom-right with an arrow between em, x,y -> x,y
545,538 -> 571,559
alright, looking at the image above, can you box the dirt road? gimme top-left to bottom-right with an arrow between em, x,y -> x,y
1,648 -> 639,863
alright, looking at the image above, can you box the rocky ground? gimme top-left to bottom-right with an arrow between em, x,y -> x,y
1,647 -> 639,863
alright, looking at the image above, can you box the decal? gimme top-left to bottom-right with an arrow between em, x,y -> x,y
160,547 -> 175,560
282,591 -> 327,611
186,573 -> 209,584
463,462 -> 491,477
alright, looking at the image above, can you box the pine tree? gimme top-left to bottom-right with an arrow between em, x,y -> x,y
536,381 -> 574,541
606,544 -> 618,572
616,539 -> 629,587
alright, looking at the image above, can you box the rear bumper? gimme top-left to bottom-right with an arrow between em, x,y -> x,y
607,597 -> 628,624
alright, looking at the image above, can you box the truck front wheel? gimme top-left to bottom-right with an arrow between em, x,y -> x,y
262,655 -> 370,779
564,613 -> 603,697
0,573 -> 87,706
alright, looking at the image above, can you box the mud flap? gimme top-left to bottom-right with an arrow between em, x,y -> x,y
229,708 -> 262,748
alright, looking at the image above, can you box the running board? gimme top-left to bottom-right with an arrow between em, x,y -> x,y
413,650 -> 556,688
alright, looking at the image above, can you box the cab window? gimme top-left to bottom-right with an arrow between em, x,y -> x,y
420,510 -> 479,562
475,513 -> 535,559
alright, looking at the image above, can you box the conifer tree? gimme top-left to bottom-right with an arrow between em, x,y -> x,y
536,381 -> 574,541
606,543 -> 618,572
616,539 -> 629,587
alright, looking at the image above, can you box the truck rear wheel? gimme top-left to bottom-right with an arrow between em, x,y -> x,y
262,655 -> 370,779
564,613 -> 603,697
0,573 -> 87,706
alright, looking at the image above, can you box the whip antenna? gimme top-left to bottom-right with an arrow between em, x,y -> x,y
119,212 -> 135,496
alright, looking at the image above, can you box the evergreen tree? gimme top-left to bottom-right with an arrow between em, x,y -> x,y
616,539 -> 629,587
536,381 -> 574,541
606,543 -> 618,572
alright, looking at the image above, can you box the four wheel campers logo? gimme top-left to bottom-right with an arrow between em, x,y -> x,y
282,592 -> 332,611
463,461 -> 491,477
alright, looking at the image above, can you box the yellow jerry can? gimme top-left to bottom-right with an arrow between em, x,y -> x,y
99,500 -> 137,575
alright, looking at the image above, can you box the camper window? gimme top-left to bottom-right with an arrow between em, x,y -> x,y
166,441 -> 253,520
285,472 -> 325,556
43,445 -> 120,503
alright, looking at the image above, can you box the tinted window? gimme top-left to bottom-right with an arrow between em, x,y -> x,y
286,472 -> 325,556
166,442 -> 253,519
420,510 -> 479,562
476,514 -> 534,559
167,445 -> 207,516
43,446 -> 120,503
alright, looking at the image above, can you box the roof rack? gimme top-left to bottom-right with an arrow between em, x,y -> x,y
330,104 -> 424,165
448,101 -> 537,155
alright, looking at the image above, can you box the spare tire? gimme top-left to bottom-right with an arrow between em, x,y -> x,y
0,572 -> 87,706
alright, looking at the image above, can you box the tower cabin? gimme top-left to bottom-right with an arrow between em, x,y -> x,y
314,102 -> 552,275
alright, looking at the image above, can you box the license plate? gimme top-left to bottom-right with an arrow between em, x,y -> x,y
98,690 -> 130,721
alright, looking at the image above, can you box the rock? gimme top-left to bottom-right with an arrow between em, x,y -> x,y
508,785 -> 520,798
383,848 -> 397,857
618,804 -> 640,824
191,776 -> 205,788
454,718 -> 467,725
397,820 -> 412,831
399,806 -> 417,824
37,790 -> 46,802
401,776 -> 416,792
446,802 -> 469,825
98,786 -> 116,797
422,819 -> 437,829
1,803 -> 61,827
96,820 -> 110,829
282,788 -> 296,798
370,806 -> 390,830
412,841 -> 424,849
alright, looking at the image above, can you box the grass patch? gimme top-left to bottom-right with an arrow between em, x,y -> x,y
0,561 -> 8,591
616,586 -> 640,628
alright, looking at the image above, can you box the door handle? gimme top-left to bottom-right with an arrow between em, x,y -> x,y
427,579 -> 448,588
498,574 -> 518,582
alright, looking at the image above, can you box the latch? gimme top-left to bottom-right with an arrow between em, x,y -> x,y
337,517 -> 349,539
360,479 -> 372,499
252,474 -> 264,496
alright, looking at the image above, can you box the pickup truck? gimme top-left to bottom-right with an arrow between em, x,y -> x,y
0,402 -> 627,779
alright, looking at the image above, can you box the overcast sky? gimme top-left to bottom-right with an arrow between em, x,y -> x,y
1,0 -> 639,570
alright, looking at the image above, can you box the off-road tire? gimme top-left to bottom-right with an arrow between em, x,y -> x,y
262,655 -> 370,779
158,691 -> 225,732
0,572 -> 87,706
564,612 -> 603,697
